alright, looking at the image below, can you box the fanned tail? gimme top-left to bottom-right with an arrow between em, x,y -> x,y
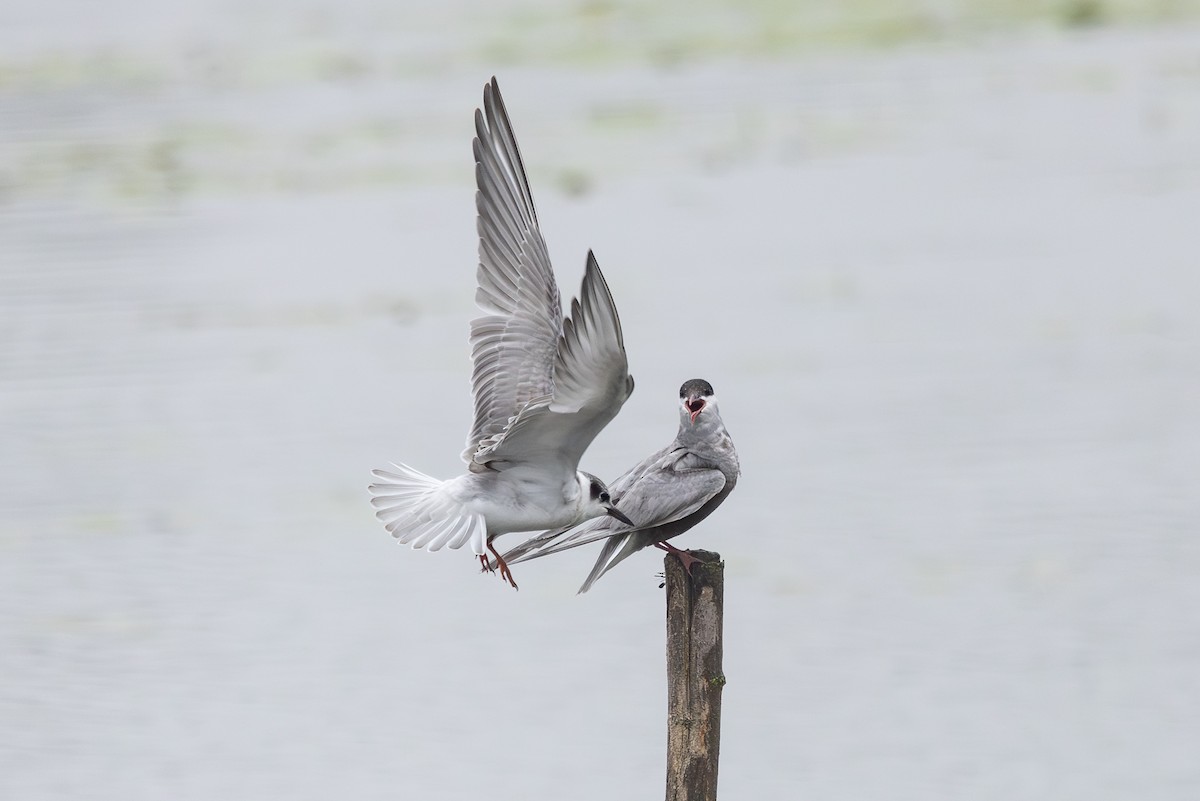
368,463 -> 487,555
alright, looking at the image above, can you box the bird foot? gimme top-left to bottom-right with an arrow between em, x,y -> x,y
654,541 -> 706,575
487,544 -> 519,591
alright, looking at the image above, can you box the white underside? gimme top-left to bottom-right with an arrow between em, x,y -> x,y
368,463 -> 588,556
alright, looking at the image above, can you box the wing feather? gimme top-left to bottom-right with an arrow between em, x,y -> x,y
500,446 -> 726,565
552,252 -> 629,415
463,78 -> 562,465
462,78 -> 632,477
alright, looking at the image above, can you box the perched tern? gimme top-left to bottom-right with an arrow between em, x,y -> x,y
368,78 -> 636,589
496,379 -> 740,593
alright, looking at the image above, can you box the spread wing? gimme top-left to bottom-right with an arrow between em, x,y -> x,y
464,77 -> 633,475
464,77 -> 562,466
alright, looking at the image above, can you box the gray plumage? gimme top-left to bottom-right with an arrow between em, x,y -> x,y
368,77 -> 635,588
498,379 -> 739,593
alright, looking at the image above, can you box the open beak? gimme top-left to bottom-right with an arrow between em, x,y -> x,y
685,396 -> 706,424
606,505 -> 634,526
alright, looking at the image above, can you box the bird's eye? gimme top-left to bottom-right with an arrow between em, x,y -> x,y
600,492 -> 610,503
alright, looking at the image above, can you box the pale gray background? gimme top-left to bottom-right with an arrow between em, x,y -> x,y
2,2 -> 1198,799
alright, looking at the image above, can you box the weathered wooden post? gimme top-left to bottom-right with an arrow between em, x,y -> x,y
664,549 -> 725,801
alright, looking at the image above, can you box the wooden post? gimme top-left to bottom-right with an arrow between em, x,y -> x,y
664,549 -> 725,801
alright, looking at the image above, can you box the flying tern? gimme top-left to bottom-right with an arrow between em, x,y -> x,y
496,379 -> 739,593
369,78 -> 636,589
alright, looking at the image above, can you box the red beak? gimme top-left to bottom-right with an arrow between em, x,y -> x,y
685,397 -> 705,424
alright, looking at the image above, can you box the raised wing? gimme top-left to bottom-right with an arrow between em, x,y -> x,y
551,250 -> 631,416
465,79 -> 633,476
475,251 -> 633,472
464,77 -> 562,466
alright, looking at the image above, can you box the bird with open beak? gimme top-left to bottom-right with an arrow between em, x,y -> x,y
494,378 -> 740,592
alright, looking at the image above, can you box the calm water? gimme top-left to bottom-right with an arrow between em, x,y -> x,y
2,8 -> 1199,799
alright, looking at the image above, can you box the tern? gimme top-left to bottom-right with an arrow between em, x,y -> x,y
496,379 -> 740,593
368,78 -> 636,589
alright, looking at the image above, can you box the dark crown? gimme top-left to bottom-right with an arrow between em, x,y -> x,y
679,378 -> 714,398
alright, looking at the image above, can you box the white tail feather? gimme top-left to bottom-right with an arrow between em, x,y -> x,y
368,463 -> 487,556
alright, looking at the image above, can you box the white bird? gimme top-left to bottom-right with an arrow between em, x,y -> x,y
368,77 -> 635,589
496,379 -> 740,593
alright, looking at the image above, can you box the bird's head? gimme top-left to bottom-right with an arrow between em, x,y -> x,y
579,472 -> 634,526
679,378 -> 718,426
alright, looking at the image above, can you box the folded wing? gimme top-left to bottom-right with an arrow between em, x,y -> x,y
503,460 -> 727,565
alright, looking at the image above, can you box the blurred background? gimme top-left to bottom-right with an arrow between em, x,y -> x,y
2,1 -> 1199,798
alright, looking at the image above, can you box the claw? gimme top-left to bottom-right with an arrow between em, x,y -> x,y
488,542 -> 519,590
654,541 -> 706,575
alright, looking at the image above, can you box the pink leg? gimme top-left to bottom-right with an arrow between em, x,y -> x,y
488,541 -> 519,590
654,541 -> 705,575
